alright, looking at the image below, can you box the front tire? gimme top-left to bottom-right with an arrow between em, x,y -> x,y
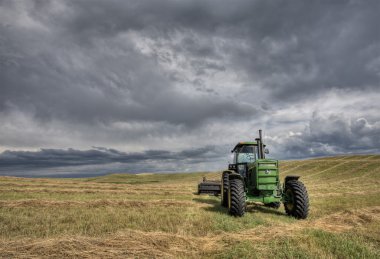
228,178 -> 246,216
221,172 -> 229,207
284,180 -> 309,219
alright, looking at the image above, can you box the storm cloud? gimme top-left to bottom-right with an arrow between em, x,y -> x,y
0,0 -> 379,176
0,146 -> 225,177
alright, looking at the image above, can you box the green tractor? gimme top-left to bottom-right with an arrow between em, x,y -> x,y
221,130 -> 309,219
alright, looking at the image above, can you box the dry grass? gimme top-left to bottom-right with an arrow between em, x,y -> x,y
1,155 -> 380,258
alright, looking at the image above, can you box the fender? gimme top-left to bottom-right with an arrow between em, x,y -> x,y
284,175 -> 300,183
228,172 -> 244,181
222,170 -> 235,176
282,176 -> 301,197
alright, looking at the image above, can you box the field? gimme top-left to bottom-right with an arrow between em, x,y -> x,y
1,155 -> 380,258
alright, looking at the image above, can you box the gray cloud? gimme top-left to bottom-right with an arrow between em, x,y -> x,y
270,112 -> 380,159
0,145 -> 221,167
0,0 -> 379,176
0,145 -> 227,177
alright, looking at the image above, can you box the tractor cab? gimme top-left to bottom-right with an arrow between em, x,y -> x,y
228,141 -> 268,178
232,143 -> 258,164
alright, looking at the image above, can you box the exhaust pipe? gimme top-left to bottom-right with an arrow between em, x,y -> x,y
256,129 -> 265,159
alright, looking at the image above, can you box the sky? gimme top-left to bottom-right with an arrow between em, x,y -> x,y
1,0 -> 380,177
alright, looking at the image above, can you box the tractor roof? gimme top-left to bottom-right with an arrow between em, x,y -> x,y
231,141 -> 257,152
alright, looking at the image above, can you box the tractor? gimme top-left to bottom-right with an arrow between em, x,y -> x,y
221,130 -> 309,219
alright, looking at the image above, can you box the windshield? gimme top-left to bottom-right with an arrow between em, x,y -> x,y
236,145 -> 256,163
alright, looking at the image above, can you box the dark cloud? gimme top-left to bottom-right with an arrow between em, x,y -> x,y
0,145 -> 226,176
270,113 -> 380,159
0,146 -> 221,167
225,1 -> 380,102
54,0 -> 380,100
0,0 -> 260,128
0,0 -> 379,176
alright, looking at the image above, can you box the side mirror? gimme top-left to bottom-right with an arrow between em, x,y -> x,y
264,148 -> 269,154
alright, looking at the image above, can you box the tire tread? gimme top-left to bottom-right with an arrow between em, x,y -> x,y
229,178 -> 246,216
284,180 -> 309,219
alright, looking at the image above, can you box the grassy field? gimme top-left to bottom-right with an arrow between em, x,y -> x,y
1,155 -> 380,258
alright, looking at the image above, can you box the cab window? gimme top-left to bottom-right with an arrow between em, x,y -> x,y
236,145 -> 256,163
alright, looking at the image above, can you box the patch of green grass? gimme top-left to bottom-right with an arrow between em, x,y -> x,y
192,196 -> 269,233
212,211 -> 267,232
351,221 -> 380,251
214,237 -> 312,259
309,229 -> 380,258
216,241 -> 260,259
213,229 -> 380,259
0,206 -> 199,238
310,192 -> 380,217
269,237 -> 314,259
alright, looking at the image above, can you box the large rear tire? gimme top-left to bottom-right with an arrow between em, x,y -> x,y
284,180 -> 309,219
221,172 -> 229,207
228,178 -> 246,216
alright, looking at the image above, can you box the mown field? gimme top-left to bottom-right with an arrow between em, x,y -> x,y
1,155 -> 380,258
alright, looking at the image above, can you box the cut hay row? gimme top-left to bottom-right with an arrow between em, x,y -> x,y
0,199 -> 200,208
302,161 -> 380,179
0,182 -> 193,192
309,189 -> 380,198
0,187 -> 191,196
